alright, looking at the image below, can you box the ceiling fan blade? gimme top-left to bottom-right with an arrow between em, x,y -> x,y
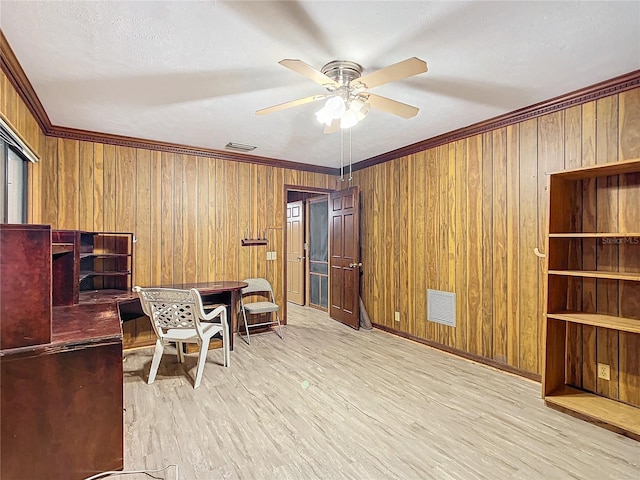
365,93 -> 420,119
323,118 -> 340,134
354,57 -> 428,89
256,94 -> 328,115
279,59 -> 339,88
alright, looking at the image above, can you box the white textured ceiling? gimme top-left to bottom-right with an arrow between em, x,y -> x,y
1,1 -> 639,169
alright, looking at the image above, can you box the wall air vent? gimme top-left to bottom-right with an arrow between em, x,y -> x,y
225,142 -> 257,152
427,289 -> 456,327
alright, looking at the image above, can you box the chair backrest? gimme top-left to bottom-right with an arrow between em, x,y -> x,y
133,287 -> 208,339
241,277 -> 275,301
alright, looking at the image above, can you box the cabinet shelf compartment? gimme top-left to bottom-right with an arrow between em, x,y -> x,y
549,233 -> 640,238
79,253 -> 131,259
79,232 -> 133,291
546,312 -> 640,334
545,385 -> 640,441
548,270 -> 640,281
52,243 -> 75,255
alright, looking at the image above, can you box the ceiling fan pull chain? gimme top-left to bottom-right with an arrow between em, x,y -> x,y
349,127 -> 353,182
340,128 -> 345,181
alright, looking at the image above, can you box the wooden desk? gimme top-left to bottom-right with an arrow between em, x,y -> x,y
81,281 -> 247,350
1,303 -> 123,480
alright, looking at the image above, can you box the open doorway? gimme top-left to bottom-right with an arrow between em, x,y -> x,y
283,184 -> 361,330
285,186 -> 331,311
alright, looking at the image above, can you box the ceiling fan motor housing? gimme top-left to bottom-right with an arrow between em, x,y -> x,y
321,60 -> 363,87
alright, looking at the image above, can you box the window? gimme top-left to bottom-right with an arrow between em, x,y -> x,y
1,119 -> 37,223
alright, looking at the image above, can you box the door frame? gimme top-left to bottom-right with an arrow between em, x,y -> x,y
283,185 -> 334,323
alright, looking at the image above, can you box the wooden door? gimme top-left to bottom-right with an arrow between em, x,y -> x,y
329,186 -> 360,328
287,201 -> 305,305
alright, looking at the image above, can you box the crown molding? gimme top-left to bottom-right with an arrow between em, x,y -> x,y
3,29 -> 638,176
0,30 -> 339,176
353,69 -> 640,171
1,30 -> 52,133
46,124 -> 339,174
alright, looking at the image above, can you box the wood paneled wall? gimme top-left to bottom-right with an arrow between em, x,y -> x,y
4,64 -> 640,380
352,88 -> 640,377
39,140 -> 340,311
1,70 -> 44,223
1,70 -> 341,316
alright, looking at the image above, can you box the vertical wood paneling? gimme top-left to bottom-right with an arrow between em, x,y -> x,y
182,155 -> 198,283
506,125 -> 520,367
93,144 -> 104,231
160,152 -> 174,285
595,96 -> 620,399
455,140 -> 468,351
399,154 -> 411,333
103,145 -> 116,231
57,139 -> 80,229
173,154 -> 185,284
466,136 -> 483,356
518,119 -> 539,373
135,149 -> 151,287
537,111 -> 564,375
414,151 -> 428,339
78,142 -> 94,231
492,129 -> 508,363
563,106 -> 583,386
42,137 -> 59,227
115,147 -> 136,233
438,145 -> 450,343
149,151 -> 162,285
425,150 -> 439,342
446,144 -> 456,348
581,101 -> 598,392
237,162 -> 252,284
196,157 -> 209,282
224,161 -> 239,281
481,132 -> 494,358
384,160 -> 395,326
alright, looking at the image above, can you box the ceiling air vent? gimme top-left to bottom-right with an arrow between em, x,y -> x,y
225,142 -> 257,152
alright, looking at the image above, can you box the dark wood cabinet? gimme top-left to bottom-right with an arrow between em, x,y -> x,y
0,224 -> 52,349
0,225 -> 125,479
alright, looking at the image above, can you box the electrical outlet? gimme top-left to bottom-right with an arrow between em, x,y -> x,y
598,363 -> 611,381
394,311 -> 400,322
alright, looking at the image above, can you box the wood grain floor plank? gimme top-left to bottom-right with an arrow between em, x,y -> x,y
119,305 -> 640,480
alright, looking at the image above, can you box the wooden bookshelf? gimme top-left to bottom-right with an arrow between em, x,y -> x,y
544,158 -> 640,441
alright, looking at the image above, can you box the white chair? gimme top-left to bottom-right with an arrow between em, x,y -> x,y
133,286 -> 229,389
239,277 -> 283,344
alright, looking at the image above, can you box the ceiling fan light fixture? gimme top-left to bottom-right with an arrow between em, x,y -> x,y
324,96 -> 346,119
315,107 -> 333,126
340,110 -> 358,129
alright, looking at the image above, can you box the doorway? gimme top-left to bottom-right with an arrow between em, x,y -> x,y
286,189 -> 329,311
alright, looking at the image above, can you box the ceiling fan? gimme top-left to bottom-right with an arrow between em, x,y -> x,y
256,57 -> 428,132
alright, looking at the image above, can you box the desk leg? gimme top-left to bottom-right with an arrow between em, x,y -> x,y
228,290 -> 240,351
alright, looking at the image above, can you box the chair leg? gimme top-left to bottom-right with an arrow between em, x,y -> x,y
275,313 -> 283,339
222,328 -> 230,368
241,308 -> 251,345
193,341 -> 208,389
148,339 -> 164,384
176,341 -> 184,363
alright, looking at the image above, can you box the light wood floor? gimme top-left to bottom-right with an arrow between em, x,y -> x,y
118,304 -> 640,479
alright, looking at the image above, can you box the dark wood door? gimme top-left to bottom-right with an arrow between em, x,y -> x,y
329,186 -> 360,329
